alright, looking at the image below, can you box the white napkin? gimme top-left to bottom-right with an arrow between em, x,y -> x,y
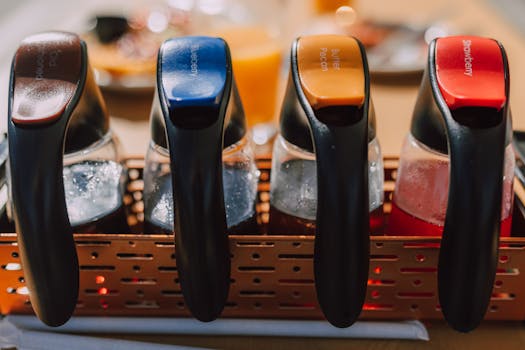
6,316 -> 429,341
0,317 -> 207,350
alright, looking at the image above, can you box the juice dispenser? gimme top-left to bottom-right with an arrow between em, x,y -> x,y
8,32 -> 128,326
388,36 -> 514,331
142,36 -> 259,321
269,34 -> 384,327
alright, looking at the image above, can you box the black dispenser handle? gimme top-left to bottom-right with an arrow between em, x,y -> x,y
155,36 -> 239,321
8,32 -> 109,326
285,36 -> 371,327
439,117 -> 506,332
418,37 -> 511,332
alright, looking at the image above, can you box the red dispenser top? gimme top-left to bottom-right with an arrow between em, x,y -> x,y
435,36 -> 505,110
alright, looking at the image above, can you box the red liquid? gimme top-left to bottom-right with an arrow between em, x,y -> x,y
388,201 -> 512,237
387,155 -> 514,237
268,205 -> 384,235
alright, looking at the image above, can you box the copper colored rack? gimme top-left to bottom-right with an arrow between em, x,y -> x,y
0,156 -> 524,321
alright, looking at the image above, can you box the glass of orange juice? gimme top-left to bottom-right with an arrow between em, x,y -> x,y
196,0 -> 290,146
314,0 -> 354,14
219,27 -> 282,126
215,26 -> 283,144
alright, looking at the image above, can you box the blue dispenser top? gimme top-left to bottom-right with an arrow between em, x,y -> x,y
159,36 -> 229,111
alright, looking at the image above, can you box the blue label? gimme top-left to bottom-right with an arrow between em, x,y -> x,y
160,36 -> 228,110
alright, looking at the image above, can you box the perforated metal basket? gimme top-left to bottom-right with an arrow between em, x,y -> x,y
0,156 -> 524,321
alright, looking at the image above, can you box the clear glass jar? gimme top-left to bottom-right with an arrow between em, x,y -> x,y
143,135 -> 260,234
8,130 -> 129,232
269,134 -> 384,234
62,131 -> 128,232
0,135 -> 11,232
388,134 -> 515,236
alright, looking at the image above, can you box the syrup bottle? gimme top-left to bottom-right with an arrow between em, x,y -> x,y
7,32 -> 129,326
269,34 -> 384,327
142,36 -> 259,321
387,36 -> 514,332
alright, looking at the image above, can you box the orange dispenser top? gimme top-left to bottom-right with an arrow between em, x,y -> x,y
296,35 -> 365,109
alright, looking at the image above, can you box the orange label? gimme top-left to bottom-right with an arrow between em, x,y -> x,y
297,35 -> 365,110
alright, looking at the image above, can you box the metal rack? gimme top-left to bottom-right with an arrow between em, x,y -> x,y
0,156 -> 524,321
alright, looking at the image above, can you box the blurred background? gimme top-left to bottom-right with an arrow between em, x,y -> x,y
0,0 -> 524,156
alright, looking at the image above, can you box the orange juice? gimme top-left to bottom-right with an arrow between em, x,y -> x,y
314,0 -> 353,14
216,27 -> 282,127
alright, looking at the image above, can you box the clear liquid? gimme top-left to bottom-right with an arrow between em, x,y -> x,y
63,160 -> 128,232
0,184 -> 14,232
271,159 -> 317,222
269,205 -> 384,235
144,165 -> 259,234
269,158 -> 384,234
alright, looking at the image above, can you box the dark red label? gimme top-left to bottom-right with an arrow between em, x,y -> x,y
11,32 -> 82,125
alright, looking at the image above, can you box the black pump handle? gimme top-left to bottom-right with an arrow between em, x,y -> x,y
289,38 -> 370,328
8,32 -> 108,326
156,37 -> 239,321
429,39 -> 510,332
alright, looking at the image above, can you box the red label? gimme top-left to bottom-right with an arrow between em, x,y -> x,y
435,36 -> 505,110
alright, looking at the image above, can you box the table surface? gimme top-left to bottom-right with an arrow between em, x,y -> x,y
3,0 -> 525,347
96,321 -> 525,349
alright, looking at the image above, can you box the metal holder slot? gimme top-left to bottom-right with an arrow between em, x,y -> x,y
0,156 -> 524,321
